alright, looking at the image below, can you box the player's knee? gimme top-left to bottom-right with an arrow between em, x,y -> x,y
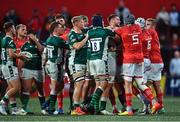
135,78 -> 147,91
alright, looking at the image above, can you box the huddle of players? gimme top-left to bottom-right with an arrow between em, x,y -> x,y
0,13 -> 164,116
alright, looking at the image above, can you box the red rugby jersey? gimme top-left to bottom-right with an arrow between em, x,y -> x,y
148,29 -> 163,63
115,24 -> 143,63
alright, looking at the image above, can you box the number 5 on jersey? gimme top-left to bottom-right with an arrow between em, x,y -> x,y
132,34 -> 139,45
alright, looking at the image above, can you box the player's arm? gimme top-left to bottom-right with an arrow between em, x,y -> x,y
8,49 -> 26,60
42,47 -> 48,66
72,35 -> 88,50
69,32 -> 88,50
17,57 -> 25,79
29,34 -> 44,53
57,38 -> 71,49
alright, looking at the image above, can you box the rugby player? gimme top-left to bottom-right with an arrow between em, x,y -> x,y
18,29 -> 47,115
115,15 -> 161,116
0,22 -> 28,115
68,16 -> 88,115
87,15 -> 115,114
145,18 -> 165,114
45,22 -> 70,114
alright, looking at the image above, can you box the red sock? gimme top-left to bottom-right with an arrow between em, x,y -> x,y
57,92 -> 63,109
125,93 -> 132,107
143,88 -> 154,102
157,93 -> 163,107
132,85 -> 140,96
109,88 -> 116,106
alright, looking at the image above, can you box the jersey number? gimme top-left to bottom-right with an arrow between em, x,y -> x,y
1,48 -> 6,60
47,46 -> 54,58
132,34 -> 139,45
90,38 -> 102,52
147,40 -> 151,49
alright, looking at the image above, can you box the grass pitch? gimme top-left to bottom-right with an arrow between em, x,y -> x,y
0,96 -> 180,121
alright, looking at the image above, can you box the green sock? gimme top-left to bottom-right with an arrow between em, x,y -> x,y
38,96 -> 45,109
90,88 -> 103,112
2,95 -> 9,103
49,95 -> 57,112
100,101 -> 107,111
10,102 -> 17,109
73,102 -> 80,110
21,94 -> 30,110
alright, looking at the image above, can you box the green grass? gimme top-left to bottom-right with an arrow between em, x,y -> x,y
0,97 -> 180,121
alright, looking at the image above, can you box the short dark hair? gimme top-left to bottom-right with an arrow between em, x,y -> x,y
107,14 -> 118,23
49,21 -> 63,33
124,14 -> 135,25
80,15 -> 88,22
92,15 -> 103,27
55,13 -> 65,20
3,22 -> 14,32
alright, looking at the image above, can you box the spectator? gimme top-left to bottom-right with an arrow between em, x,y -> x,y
156,6 -> 169,25
171,33 -> 180,49
40,20 -> 52,44
169,3 -> 180,36
3,9 -> 20,26
115,0 -> 130,26
169,50 -> 180,77
156,6 -> 170,47
44,8 -> 55,24
60,6 -> 72,27
28,9 -> 42,38
40,8 -> 55,43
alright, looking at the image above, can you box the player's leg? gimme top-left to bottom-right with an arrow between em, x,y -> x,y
114,65 -> 126,112
21,78 -> 32,112
134,63 -> 161,114
151,63 -> 165,113
81,79 -> 90,103
0,66 -> 21,115
45,61 -> 59,114
88,60 -> 108,114
70,64 -> 86,115
100,81 -> 113,115
153,81 -> 164,113
118,64 -> 135,116
56,64 -> 64,114
69,76 -> 74,113
34,70 -> 47,115
119,77 -> 133,115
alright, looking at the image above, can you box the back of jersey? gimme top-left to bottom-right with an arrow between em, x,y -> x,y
88,27 -> 114,60
46,36 -> 62,63
115,24 -> 143,63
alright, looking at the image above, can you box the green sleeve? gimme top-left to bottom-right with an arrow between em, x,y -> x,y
68,32 -> 78,46
7,38 -> 14,48
105,29 -> 115,37
56,38 -> 70,49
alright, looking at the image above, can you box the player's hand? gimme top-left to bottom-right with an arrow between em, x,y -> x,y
19,53 -> 30,61
29,34 -> 39,42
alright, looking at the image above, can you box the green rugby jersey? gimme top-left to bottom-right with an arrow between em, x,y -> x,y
87,27 -> 115,60
68,29 -> 87,65
46,35 -> 70,64
1,36 -> 16,66
21,41 -> 42,70
0,32 -> 5,65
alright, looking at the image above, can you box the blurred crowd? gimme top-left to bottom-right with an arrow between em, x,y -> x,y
1,1 -> 180,76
